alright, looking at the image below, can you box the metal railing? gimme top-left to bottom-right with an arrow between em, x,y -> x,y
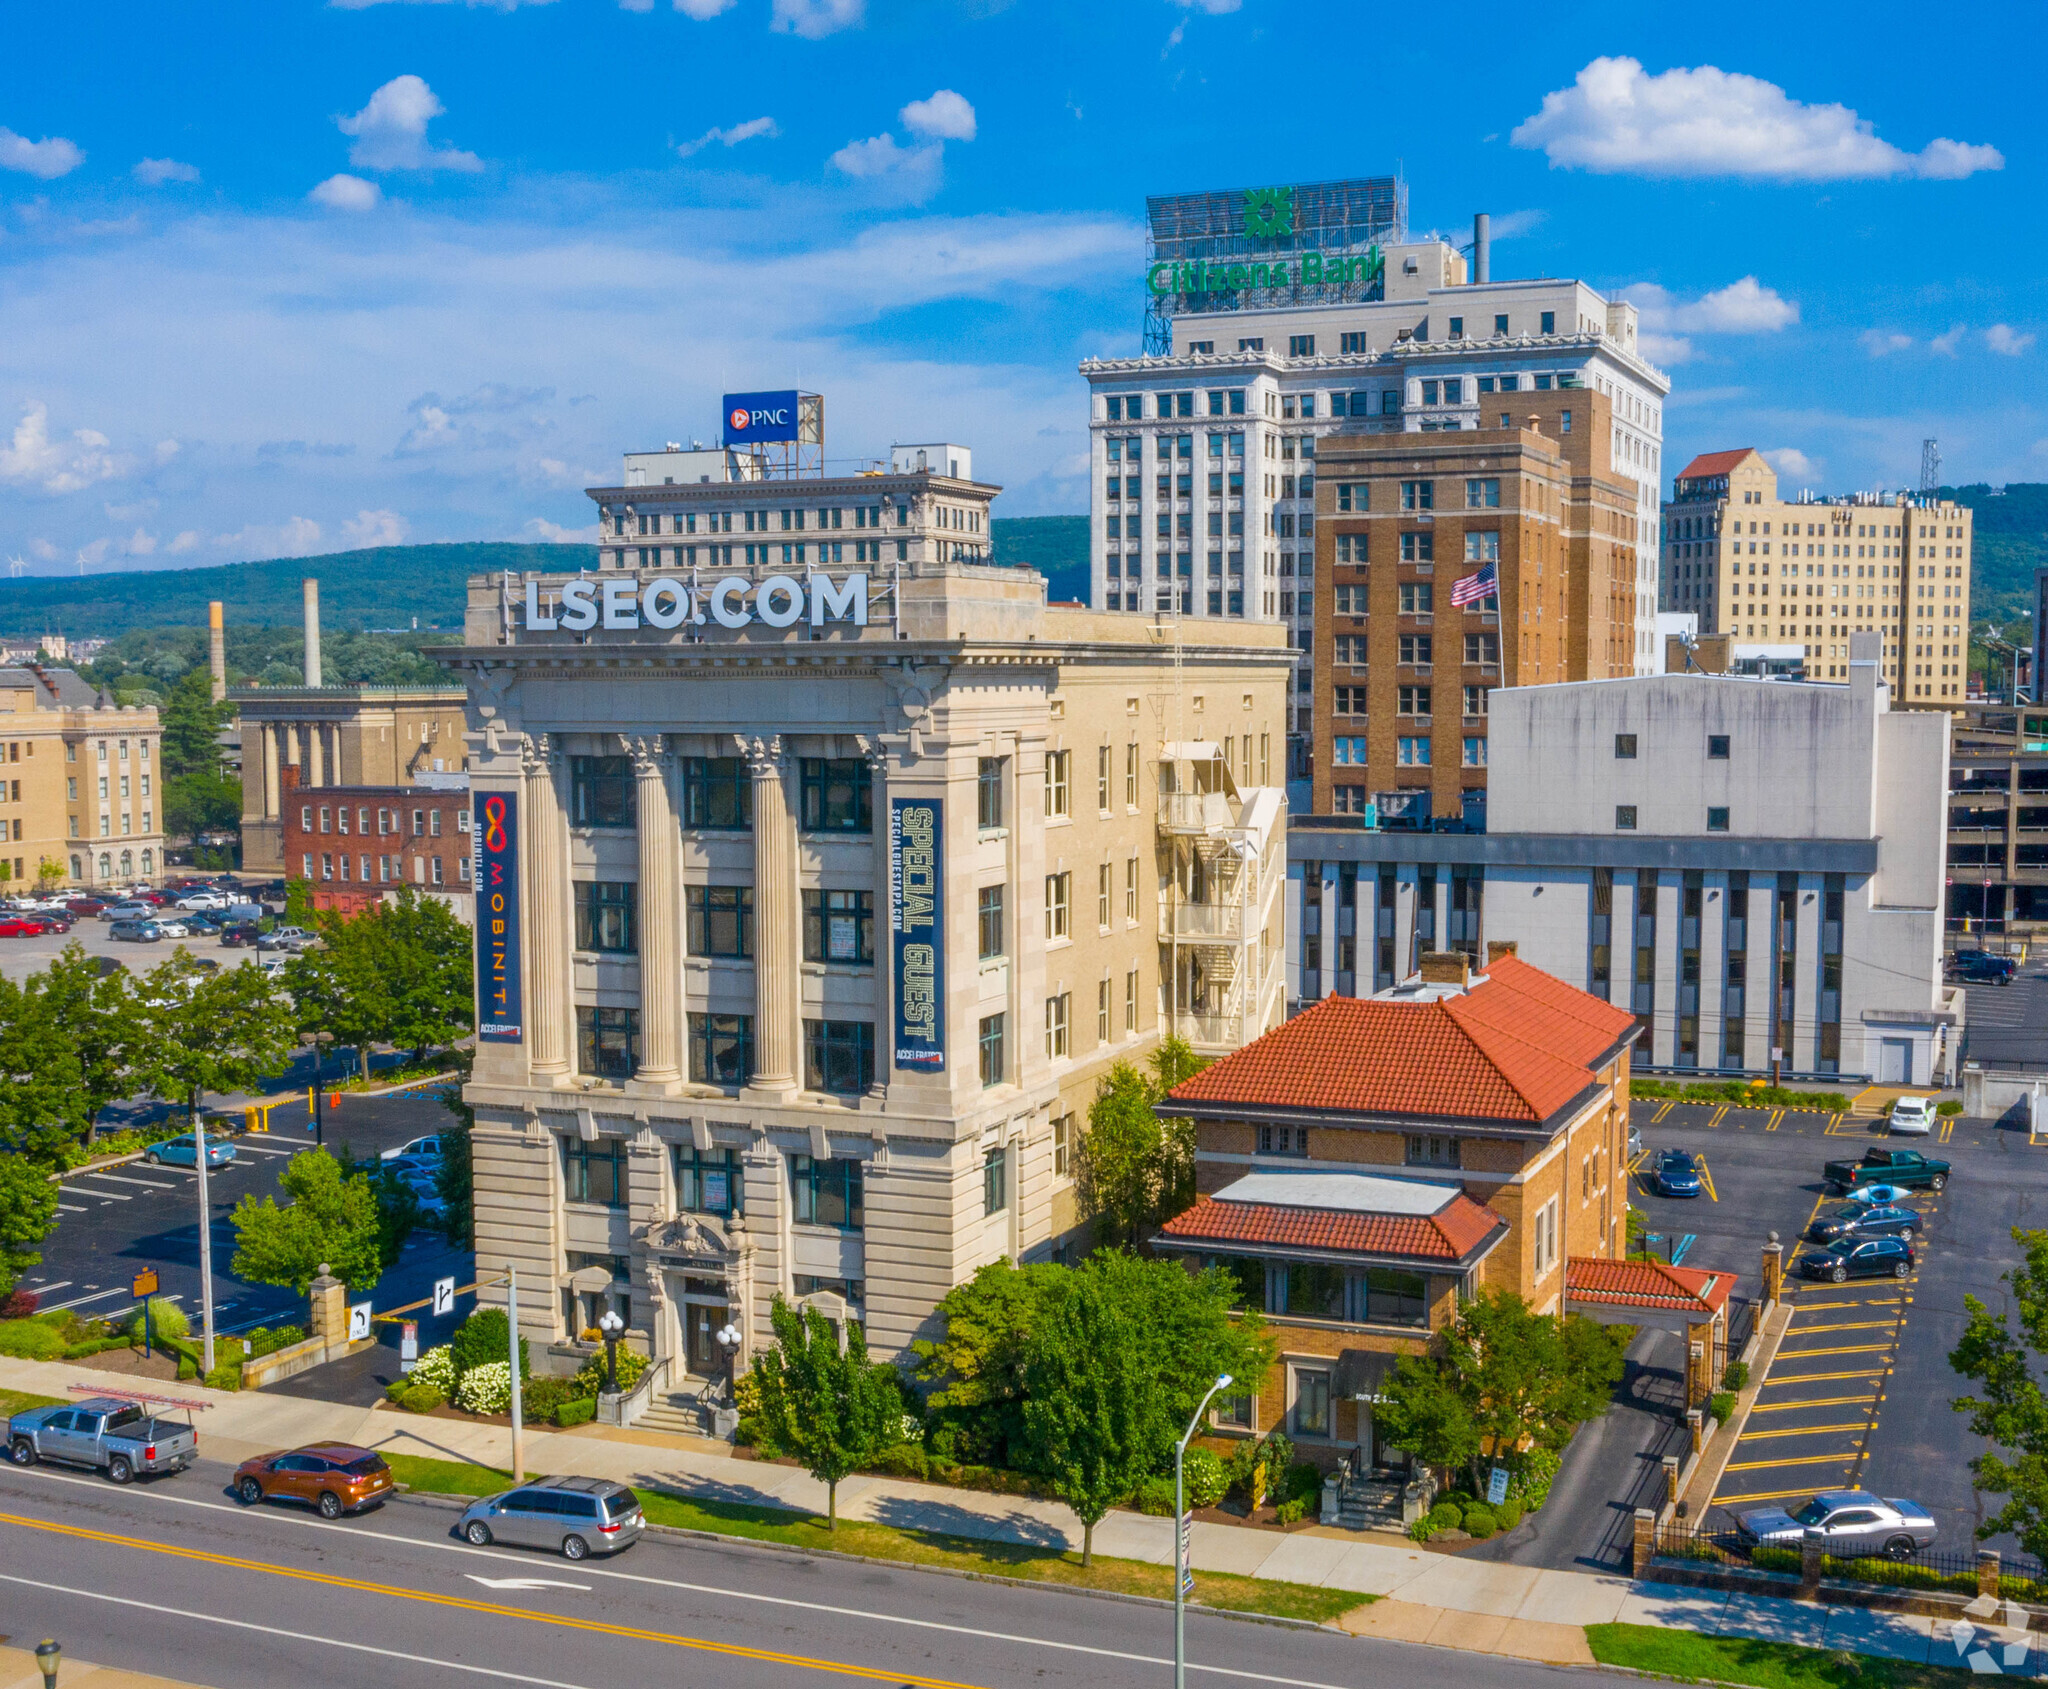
1650,1521 -> 2047,1601
607,1353 -> 671,1430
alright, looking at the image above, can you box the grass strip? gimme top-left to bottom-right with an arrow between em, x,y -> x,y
1587,1623 -> 1979,1689
0,1389 -> 64,1419
380,1451 -> 1361,1624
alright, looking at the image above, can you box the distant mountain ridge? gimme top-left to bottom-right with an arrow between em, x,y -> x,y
0,519 -> 1093,639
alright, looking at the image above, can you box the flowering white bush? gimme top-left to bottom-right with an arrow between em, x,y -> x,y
457,1359 -> 512,1415
410,1344 -> 455,1395
898,1413 -> 921,1444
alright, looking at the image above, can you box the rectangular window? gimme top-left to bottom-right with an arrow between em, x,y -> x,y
574,881 -> 637,953
978,1013 -> 1005,1087
1096,745 -> 1111,811
1614,733 -> 1638,759
982,1146 -> 1008,1215
802,889 -> 874,964
1406,1133 -> 1461,1168
1045,992 -> 1070,1059
573,1009 -> 640,1084
1708,734 -> 1730,760
1043,750 -> 1070,818
1464,530 -> 1500,563
799,758 -> 872,833
686,885 -> 754,958
978,885 -> 1004,959
1097,863 -> 1112,928
1285,1262 -> 1345,1320
790,1154 -> 864,1229
1540,311 -> 1556,334
1400,532 -> 1435,563
1466,478 -> 1500,509
803,1019 -> 875,1094
1463,736 -> 1487,767
1398,736 -> 1431,766
674,1144 -> 744,1216
1398,581 -> 1435,613
1400,480 -> 1434,511
682,758 -> 752,830
1397,685 -> 1432,716
1124,743 -> 1139,807
570,756 -> 635,828
1707,807 -> 1730,833
1125,857 -> 1139,922
977,757 -> 1004,830
1288,334 -> 1315,357
559,1133 -> 627,1205
1615,805 -> 1637,831
1364,1268 -> 1427,1326
1291,1366 -> 1332,1437
1045,871 -> 1071,939
688,1013 -> 754,1086
1052,1113 -> 1073,1178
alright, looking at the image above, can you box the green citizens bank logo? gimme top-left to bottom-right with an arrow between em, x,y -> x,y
1242,186 -> 1294,239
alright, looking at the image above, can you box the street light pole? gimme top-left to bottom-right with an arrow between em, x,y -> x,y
192,1088 -> 216,1374
599,1308 -> 624,1394
507,1263 -> 524,1484
1175,1372 -> 1232,1689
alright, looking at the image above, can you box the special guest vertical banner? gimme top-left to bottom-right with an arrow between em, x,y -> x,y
890,796 -> 944,1071
474,790 -> 523,1043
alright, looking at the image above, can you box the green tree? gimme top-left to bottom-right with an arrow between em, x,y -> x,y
127,953 -> 297,1127
159,667 -> 226,781
1376,1288 -> 1628,1497
1075,1039 -> 1212,1248
1951,1227 -> 2048,1558
911,1258 -> 1067,1465
31,946 -> 145,1135
749,1297 -> 900,1529
0,1151 -> 61,1295
1020,1271 -> 1154,1566
0,970 -> 87,1159
285,887 -> 473,1078
164,769 -> 244,841
229,1148 -> 387,1292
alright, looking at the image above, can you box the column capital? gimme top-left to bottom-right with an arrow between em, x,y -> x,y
734,733 -> 786,781
520,732 -> 561,777
619,733 -> 670,777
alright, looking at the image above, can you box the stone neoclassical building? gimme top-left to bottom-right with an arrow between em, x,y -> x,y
441,444 -> 1293,1419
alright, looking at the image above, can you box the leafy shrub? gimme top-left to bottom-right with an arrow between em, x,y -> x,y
1710,1391 -> 1738,1427
1495,1497 -> 1524,1531
1426,1500 -> 1464,1533
1462,1506 -> 1498,1538
246,1325 -> 306,1358
0,1319 -> 67,1360
1510,1447 -> 1562,1512
457,1359 -> 513,1415
1182,1447 -> 1228,1510
1631,1079 -> 1849,1111
450,1308 -> 528,1384
1408,1515 -> 1437,1543
1275,1497 -> 1309,1525
409,1343 -> 456,1395
1721,1360 -> 1749,1392
1751,1545 -> 1800,1574
62,1336 -> 132,1360
1936,1100 -> 1963,1117
127,1298 -> 189,1342
519,1376 -> 581,1421
869,1444 -> 930,1481
384,1380 -> 409,1404
1135,1475 -> 1177,1516
203,1361 -> 244,1392
553,1398 -> 596,1428
0,1290 -> 38,1319
400,1383 -> 445,1414
1281,1461 -> 1324,1507
572,1346 -> 648,1396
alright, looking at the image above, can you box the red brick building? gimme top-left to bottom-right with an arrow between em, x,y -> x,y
281,773 -> 472,919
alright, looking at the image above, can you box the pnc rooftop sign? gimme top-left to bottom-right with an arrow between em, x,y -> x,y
525,573 -> 869,633
722,389 -> 802,447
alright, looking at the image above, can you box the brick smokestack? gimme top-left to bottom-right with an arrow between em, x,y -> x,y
208,601 -> 226,703
302,578 -> 323,688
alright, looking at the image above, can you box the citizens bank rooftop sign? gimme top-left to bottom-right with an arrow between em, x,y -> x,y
524,573 -> 868,633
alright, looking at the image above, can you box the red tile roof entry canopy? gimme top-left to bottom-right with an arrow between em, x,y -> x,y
1566,1256 -> 1733,1317
1161,1191 -> 1505,1263
1676,448 -> 1760,480
1167,954 -> 1637,1127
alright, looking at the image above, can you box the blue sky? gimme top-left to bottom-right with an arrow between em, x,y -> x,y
0,0 -> 2036,579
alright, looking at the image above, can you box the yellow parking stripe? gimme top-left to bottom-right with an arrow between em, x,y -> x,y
1795,1298 -> 1904,1310
1759,1369 -> 1891,1385
0,1513 -> 983,1689
1737,1421 -> 1871,1441
1746,1395 -> 1879,1412
1724,1452 -> 1864,1473
1786,1320 -> 1903,1334
1652,1101 -> 1674,1122
1766,1108 -> 1785,1132
1774,1343 -> 1896,1358
1709,1105 -> 1728,1129
1697,1156 -> 1719,1202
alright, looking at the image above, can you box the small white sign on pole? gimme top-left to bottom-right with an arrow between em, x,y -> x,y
433,1276 -> 457,1317
348,1301 -> 372,1342
1487,1467 -> 1510,1507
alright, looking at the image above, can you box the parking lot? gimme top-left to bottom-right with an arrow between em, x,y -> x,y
1629,1094 -> 2046,1557
0,903 -> 272,985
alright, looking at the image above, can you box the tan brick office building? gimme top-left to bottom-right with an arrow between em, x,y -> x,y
1156,949 -> 1634,1472
1310,390 -> 1639,819
0,665 -> 165,889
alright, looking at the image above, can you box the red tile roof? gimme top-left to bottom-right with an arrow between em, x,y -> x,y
1676,448 -> 1760,481
1566,1256 -> 1734,1316
1160,1191 -> 1506,1263
1167,954 -> 1636,1127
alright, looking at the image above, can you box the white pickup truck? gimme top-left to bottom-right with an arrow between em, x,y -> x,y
7,1396 -> 199,1483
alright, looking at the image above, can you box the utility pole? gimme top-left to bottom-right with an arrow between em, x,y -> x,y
192,1092 -> 216,1373
1175,1374 -> 1233,1689
507,1264 -> 524,1483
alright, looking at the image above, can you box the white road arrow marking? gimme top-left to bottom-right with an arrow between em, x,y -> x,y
463,1575 -> 591,1592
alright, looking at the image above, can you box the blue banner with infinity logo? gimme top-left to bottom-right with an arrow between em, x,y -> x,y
474,790 -> 523,1043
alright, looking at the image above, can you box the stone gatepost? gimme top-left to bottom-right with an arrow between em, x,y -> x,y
1979,1549 -> 2002,1599
307,1264 -> 346,1348
1633,1508 -> 1656,1578
1763,1233 -> 1784,1307
1800,1529 -> 1825,1598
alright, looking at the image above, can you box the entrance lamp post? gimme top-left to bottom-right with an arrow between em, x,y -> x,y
715,1320 -> 743,1405
598,1308 -> 625,1394
1175,1372 -> 1232,1689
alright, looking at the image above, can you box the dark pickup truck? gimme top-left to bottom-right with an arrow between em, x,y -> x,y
1823,1147 -> 1950,1193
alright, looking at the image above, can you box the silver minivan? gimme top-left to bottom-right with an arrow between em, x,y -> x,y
457,1475 -> 644,1559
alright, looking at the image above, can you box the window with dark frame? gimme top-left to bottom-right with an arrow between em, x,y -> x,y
686,885 -> 754,957
574,881 -> 637,954
673,1144 -> 743,1216
982,1146 -> 1007,1215
799,758 -> 872,833
978,885 -> 1004,959
688,1013 -> 753,1087
802,889 -> 874,965
574,1008 -> 639,1083
978,1013 -> 1005,1087
682,757 -> 753,829
977,757 -> 1004,830
570,756 -> 635,828
803,1019 -> 875,1094
790,1154 -> 864,1229
559,1132 -> 627,1206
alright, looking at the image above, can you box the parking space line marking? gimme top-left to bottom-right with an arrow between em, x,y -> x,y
1724,1452 -> 1865,1472
76,1172 -> 181,1190
43,1287 -> 127,1310
60,1183 -> 130,1200
1652,1101 -> 1674,1123
1759,1368 -> 1890,1385
1785,1319 -> 1903,1334
1746,1395 -> 1879,1412
1794,1297 -> 1904,1309
1695,1156 -> 1719,1202
1773,1343 -> 1895,1358
1736,1421 -> 1871,1441
1766,1108 -> 1784,1132
1709,1105 -> 1728,1129
55,1204 -> 86,1213
1714,1487 -> 1851,1506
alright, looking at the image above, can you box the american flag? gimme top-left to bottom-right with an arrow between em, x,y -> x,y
1450,560 -> 1498,609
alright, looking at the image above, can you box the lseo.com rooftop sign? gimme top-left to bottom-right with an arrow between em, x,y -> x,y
525,573 -> 868,632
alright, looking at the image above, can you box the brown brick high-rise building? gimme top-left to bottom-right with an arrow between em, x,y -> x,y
1311,388 -> 1637,820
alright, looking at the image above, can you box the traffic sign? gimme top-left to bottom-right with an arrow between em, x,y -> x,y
400,1321 -> 419,1373
433,1276 -> 456,1317
131,1268 -> 158,1299
348,1301 -> 372,1341
1487,1467 -> 1510,1507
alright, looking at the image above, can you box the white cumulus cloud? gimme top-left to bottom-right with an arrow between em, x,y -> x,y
341,508 -> 410,547
1513,57 -> 2003,181
217,517 -> 323,558
673,0 -> 737,14
0,403 -> 125,494
166,531 -> 201,555
1172,0 -> 1241,10
676,116 -> 779,159
901,90 -> 976,143
0,127 -> 83,179
1762,447 -> 1819,483
829,133 -> 942,199
1987,324 -> 2036,357
1623,277 -> 1797,365
1931,324 -> 1968,357
337,75 -> 483,173
309,173 -> 382,211
134,157 -> 200,186
1860,330 -> 1915,357
771,0 -> 862,38
123,528 -> 158,557
526,516 -> 598,542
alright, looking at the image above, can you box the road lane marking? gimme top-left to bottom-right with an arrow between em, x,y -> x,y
1724,1453 -> 1864,1472
1736,1422 -> 1872,1441
466,1575 -> 593,1591
0,1574 -> 589,1689
0,1485 -> 1362,1689
0,1512 -> 986,1689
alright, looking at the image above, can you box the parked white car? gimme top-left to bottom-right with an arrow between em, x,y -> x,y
174,892 -> 231,911
1887,1096 -> 1935,1136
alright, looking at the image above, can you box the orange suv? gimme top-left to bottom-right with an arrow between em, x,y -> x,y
234,1443 -> 394,1518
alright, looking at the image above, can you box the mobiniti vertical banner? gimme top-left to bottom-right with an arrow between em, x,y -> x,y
475,790 -> 523,1042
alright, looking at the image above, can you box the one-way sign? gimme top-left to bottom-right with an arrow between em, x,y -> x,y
433,1276 -> 457,1317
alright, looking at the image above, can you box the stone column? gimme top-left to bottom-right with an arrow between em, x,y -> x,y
740,734 -> 799,1096
307,1263 -> 346,1348
625,734 -> 682,1087
525,735 -> 573,1079
262,725 -> 281,819
308,722 -> 326,788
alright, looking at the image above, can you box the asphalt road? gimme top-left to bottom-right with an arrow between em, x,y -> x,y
0,1456 -> 1647,1689
21,1093 -> 470,1358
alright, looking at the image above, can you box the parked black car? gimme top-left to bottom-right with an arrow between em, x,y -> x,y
1949,950 -> 2017,985
220,922 -> 262,948
1806,1202 -> 1918,1246
1798,1236 -> 1915,1282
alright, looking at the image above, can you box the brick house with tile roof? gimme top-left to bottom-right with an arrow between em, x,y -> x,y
1154,945 -> 1636,1477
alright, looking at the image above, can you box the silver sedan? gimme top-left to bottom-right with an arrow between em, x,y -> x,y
1736,1489 -> 1936,1558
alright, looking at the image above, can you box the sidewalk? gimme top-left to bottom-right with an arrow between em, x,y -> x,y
0,1355 -> 2005,1673
0,1643 -> 218,1689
